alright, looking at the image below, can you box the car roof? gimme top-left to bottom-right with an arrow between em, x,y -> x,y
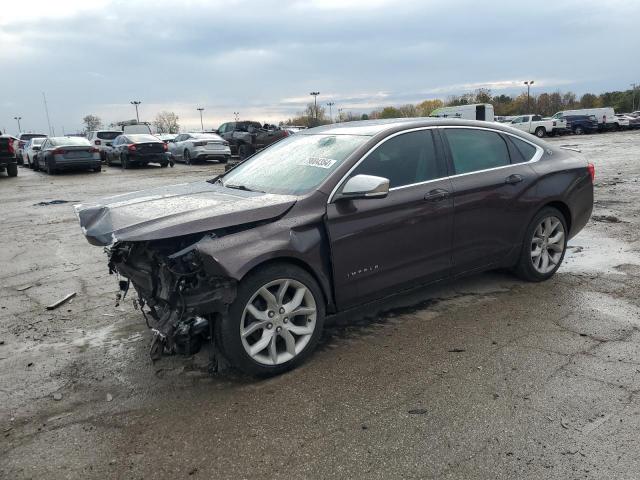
299,117 -> 518,136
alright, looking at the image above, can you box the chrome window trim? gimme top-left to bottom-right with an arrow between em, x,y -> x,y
327,125 -> 544,202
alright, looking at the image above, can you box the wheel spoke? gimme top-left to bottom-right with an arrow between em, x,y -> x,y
548,231 -> 564,245
547,242 -> 563,252
258,286 -> 277,309
242,320 -> 267,338
246,304 -> 268,321
541,250 -> 550,272
287,323 -> 314,336
531,246 -> 542,259
269,334 -> 278,364
249,331 -> 272,357
282,329 -> 297,355
276,279 -> 290,305
284,287 -> 306,313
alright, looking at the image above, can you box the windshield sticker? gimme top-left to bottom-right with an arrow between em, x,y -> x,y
298,156 -> 337,169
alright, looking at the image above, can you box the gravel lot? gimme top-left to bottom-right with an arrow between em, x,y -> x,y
1,131 -> 640,479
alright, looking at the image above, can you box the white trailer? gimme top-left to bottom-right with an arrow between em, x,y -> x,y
430,103 -> 495,122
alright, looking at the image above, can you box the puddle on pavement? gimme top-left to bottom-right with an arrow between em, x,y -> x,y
562,229 -> 640,275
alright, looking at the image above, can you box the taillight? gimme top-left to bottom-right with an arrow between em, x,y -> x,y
90,147 -> 99,153
193,141 -> 207,147
95,140 -> 101,145
587,162 -> 595,182
52,149 -> 67,155
128,144 -> 137,151
7,139 -> 15,154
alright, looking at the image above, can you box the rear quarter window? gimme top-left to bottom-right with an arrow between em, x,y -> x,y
508,136 -> 539,163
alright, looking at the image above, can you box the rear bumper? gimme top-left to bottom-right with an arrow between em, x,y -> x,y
0,155 -> 17,168
194,153 -> 230,161
129,153 -> 167,163
51,159 -> 101,170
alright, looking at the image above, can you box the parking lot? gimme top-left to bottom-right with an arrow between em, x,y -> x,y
1,131 -> 640,479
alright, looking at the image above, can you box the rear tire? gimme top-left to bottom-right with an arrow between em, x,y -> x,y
33,156 -> 40,172
160,162 -> 168,168
184,150 -> 191,165
121,153 -> 129,169
94,165 -> 102,172
535,127 -> 546,138
46,160 -> 55,175
6,163 -> 18,177
219,156 -> 229,164
514,207 -> 568,282
218,263 -> 325,376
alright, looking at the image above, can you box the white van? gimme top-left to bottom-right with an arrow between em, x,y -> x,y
430,103 -> 495,122
551,107 -> 617,129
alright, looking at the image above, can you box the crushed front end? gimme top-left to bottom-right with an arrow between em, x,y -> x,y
106,235 -> 236,361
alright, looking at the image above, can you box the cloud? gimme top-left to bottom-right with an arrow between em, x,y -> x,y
1,0 -> 639,133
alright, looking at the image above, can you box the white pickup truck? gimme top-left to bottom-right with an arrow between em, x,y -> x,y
508,114 -> 566,137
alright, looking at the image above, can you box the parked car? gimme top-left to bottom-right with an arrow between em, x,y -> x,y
75,118 -> 594,376
614,114 -> 640,129
35,137 -> 101,174
0,135 -> 18,177
216,121 -> 290,159
167,132 -> 230,164
156,133 -> 177,143
106,134 -> 169,169
23,137 -> 47,168
563,115 -> 599,135
508,114 -> 564,137
87,130 -> 122,162
552,107 -> 616,131
15,133 -> 48,165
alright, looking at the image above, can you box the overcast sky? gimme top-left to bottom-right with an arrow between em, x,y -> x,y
1,0 -> 639,134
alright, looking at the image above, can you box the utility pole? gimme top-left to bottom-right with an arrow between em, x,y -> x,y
233,112 -> 240,121
42,92 -> 53,136
524,80 -> 534,113
309,91 -> 320,125
13,116 -> 22,132
338,108 -> 343,122
326,102 -> 335,123
632,83 -> 638,112
130,101 -> 141,122
197,107 -> 205,131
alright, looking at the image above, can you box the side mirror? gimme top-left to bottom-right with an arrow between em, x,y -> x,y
335,174 -> 389,201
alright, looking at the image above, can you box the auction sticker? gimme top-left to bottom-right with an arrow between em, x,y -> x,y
298,156 -> 337,169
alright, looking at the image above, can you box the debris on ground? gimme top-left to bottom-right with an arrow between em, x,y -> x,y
592,215 -> 622,223
46,292 -> 77,310
16,285 -> 33,291
448,348 -> 466,353
106,393 -> 113,402
52,393 -> 62,401
408,408 -> 428,415
33,199 -> 80,206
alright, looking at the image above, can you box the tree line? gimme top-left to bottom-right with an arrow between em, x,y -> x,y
283,86 -> 640,126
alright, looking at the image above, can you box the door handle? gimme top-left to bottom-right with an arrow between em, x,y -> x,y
505,174 -> 524,185
424,189 -> 450,202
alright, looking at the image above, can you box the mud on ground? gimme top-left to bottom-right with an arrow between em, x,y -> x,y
1,132 -> 640,479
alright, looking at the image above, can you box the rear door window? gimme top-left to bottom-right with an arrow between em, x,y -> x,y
350,130 -> 443,188
444,128 -> 511,175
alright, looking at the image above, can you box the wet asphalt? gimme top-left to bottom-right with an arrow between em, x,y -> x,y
1,131 -> 640,479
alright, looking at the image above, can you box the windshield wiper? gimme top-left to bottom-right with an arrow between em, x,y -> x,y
224,183 -> 263,193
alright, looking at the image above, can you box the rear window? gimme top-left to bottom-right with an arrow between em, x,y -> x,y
97,131 -> 121,140
21,133 -> 47,141
445,128 -> 510,175
128,134 -> 159,142
51,137 -> 91,146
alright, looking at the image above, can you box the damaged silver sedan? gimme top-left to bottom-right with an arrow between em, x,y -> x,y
75,119 -> 593,375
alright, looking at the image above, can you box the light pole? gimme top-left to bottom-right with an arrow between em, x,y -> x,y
233,112 -> 240,121
197,107 -> 205,131
130,101 -> 141,122
13,116 -> 22,132
309,91 -> 320,125
326,102 -> 335,123
632,83 -> 638,112
524,81 -> 534,113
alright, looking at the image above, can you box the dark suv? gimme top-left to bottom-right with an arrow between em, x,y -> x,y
217,121 -> 289,160
564,115 -> 598,135
0,135 -> 18,177
76,119 -> 594,376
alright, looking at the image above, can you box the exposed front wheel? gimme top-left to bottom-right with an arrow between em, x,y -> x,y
218,264 -> 325,376
514,207 -> 567,282
535,127 -> 546,138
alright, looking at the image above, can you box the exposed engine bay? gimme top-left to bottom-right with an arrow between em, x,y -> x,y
107,235 -> 236,362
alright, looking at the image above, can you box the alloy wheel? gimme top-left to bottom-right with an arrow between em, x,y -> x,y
240,278 -> 317,366
530,216 -> 565,274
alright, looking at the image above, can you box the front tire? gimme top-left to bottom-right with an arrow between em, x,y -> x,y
535,127 -> 546,138
218,263 -> 325,376
184,150 -> 192,165
514,207 -> 568,282
574,126 -> 584,135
